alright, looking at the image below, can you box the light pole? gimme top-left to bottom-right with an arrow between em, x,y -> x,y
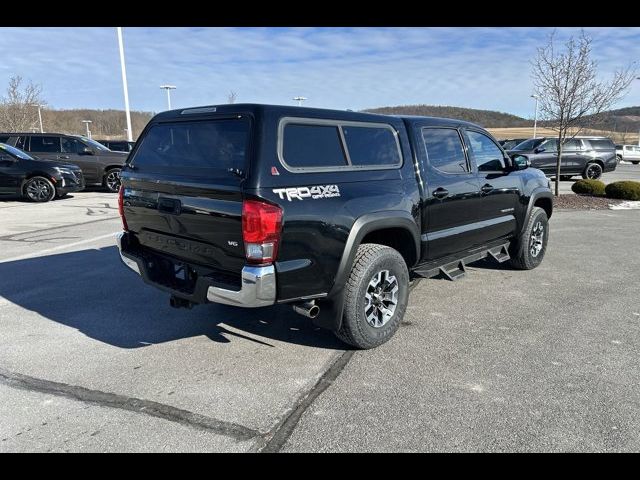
531,94 -> 539,139
160,85 -> 176,110
293,96 -> 307,107
82,120 -> 92,139
30,104 -> 44,133
117,27 -> 133,142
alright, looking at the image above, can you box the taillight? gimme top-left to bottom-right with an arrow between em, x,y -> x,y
118,185 -> 129,231
242,199 -> 283,265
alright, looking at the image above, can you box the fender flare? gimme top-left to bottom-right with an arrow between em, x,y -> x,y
521,188 -> 553,236
312,211 -> 420,332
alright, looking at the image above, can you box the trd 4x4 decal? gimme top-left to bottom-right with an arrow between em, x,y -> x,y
273,185 -> 340,201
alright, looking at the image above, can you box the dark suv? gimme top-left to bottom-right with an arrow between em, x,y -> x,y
508,136 -> 617,180
0,143 -> 84,202
0,133 -> 128,192
116,104 -> 553,349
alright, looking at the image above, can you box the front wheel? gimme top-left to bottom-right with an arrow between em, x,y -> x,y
24,176 -> 56,202
509,206 -> 549,270
103,168 -> 122,193
335,244 -> 409,349
632,161 -> 640,165
582,162 -> 603,180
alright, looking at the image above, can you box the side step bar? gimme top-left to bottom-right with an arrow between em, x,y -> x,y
413,241 -> 511,281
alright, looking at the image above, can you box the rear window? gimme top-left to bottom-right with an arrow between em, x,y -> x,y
282,124 -> 347,168
129,119 -> 250,178
587,139 -> 614,150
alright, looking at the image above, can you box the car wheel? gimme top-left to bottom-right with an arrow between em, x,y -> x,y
632,161 -> 640,165
23,176 -> 56,203
335,244 -> 409,349
103,168 -> 122,193
616,155 -> 622,164
582,162 -> 603,180
560,175 -> 573,181
509,206 -> 549,270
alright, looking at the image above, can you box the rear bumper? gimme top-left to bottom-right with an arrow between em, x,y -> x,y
116,231 -> 276,308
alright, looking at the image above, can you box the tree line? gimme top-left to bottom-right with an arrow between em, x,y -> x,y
0,76 -> 153,139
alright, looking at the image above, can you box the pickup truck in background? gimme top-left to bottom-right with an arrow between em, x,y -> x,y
616,144 -> 640,164
116,104 -> 553,349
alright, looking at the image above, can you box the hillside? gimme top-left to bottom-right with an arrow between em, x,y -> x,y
34,109 -> 153,140
363,105 -> 531,128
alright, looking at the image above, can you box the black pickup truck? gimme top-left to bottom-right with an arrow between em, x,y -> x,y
116,104 -> 553,349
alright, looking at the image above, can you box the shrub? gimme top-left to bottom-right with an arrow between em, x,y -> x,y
605,181 -> 640,201
571,179 -> 606,196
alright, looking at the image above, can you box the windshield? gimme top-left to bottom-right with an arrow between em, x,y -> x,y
512,138 -> 544,151
77,136 -> 112,152
0,143 -> 35,160
129,118 -> 250,180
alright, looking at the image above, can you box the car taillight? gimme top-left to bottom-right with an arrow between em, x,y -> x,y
242,199 -> 283,265
118,185 -> 129,231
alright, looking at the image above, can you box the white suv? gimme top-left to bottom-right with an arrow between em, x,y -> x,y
616,144 -> 640,165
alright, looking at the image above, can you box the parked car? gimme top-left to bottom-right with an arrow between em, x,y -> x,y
508,136 -> 617,180
116,103 -> 552,349
96,139 -> 136,153
0,143 -> 85,202
498,138 -> 527,150
615,144 -> 640,164
0,133 -> 127,192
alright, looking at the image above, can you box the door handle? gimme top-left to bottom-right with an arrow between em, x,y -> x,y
58,155 -> 70,159
432,187 -> 449,199
481,184 -> 494,194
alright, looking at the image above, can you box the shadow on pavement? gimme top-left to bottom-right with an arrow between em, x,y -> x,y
0,246 -> 344,350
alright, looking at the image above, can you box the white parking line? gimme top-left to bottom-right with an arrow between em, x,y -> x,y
0,232 -> 119,263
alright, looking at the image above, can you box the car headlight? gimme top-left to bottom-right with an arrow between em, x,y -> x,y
55,167 -> 74,175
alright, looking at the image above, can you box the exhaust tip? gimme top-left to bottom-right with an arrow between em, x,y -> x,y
293,301 -> 320,319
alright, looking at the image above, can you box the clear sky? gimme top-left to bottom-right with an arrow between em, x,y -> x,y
1,27 -> 638,118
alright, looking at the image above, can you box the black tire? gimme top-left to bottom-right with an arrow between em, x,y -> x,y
103,167 -> 122,193
560,175 -> 573,181
616,155 -> 622,164
509,206 -> 549,270
335,244 -> 409,349
582,162 -> 603,180
23,176 -> 56,203
632,161 -> 640,165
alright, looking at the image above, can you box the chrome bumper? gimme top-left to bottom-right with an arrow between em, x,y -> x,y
116,232 -> 276,308
206,265 -> 276,308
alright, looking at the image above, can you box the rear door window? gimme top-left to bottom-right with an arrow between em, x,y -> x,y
29,136 -> 61,153
129,118 -> 250,179
422,128 -> 469,174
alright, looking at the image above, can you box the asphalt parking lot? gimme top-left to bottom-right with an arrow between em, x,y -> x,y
1,189 -> 639,452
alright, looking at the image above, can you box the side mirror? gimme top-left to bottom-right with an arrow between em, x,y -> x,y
81,147 -> 94,155
512,154 -> 530,170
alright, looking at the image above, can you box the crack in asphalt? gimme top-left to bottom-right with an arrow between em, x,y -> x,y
256,350 -> 355,453
0,368 -> 259,443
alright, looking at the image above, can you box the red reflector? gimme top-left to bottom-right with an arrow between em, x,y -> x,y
118,186 -> 128,231
242,199 -> 283,264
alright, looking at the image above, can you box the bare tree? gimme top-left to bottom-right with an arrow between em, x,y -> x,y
531,31 -> 636,195
227,91 -> 237,104
0,76 -> 45,132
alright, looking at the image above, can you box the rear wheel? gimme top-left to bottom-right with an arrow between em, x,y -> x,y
336,244 -> 409,349
103,168 -> 121,193
632,161 -> 640,165
23,176 -> 56,202
509,206 -> 549,270
582,162 -> 603,180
